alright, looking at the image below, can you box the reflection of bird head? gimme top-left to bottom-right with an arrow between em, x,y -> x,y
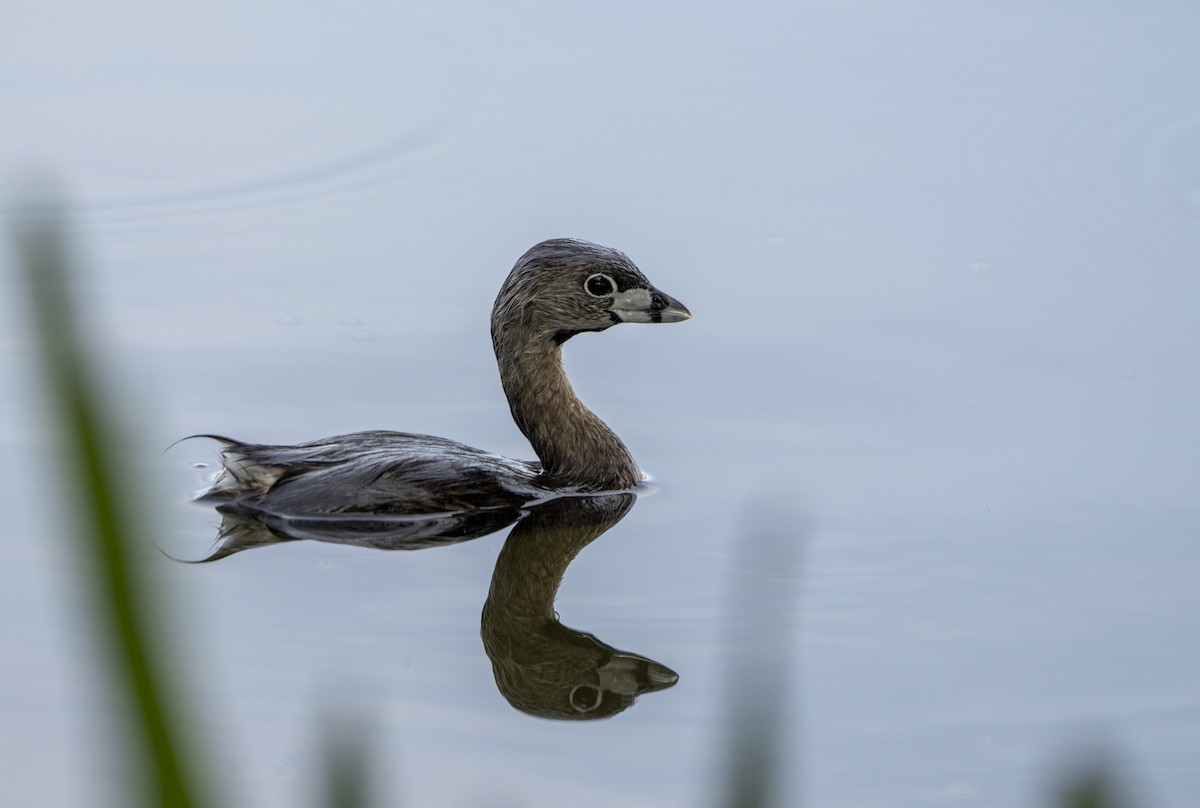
481,494 -> 679,720
487,622 -> 678,719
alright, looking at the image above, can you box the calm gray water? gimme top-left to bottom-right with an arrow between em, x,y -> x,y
3,2 -> 1199,806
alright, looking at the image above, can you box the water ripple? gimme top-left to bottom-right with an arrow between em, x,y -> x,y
45,112 -> 470,243
967,82 -> 1200,268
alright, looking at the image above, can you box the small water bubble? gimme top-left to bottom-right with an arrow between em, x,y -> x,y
276,315 -> 303,326
970,262 -> 991,274
351,330 -> 374,342
191,462 -> 209,470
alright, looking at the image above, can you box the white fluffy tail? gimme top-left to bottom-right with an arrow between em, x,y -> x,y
186,435 -> 286,499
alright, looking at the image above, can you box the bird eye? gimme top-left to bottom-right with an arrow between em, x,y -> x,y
569,684 -> 602,712
585,273 -> 615,297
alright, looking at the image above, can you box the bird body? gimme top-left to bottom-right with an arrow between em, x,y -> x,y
200,430 -> 546,515
199,238 -> 689,517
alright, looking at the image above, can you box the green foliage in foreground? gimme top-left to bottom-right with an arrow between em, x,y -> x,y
16,201 -> 202,808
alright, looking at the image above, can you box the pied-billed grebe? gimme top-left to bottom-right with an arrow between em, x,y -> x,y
199,239 -> 690,516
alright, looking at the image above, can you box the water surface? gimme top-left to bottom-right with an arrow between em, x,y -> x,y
2,2 -> 1199,806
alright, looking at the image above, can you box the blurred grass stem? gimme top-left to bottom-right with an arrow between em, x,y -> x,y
13,199 -> 201,808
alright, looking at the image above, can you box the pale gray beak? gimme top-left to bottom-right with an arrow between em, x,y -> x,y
597,653 -> 680,696
611,286 -> 692,324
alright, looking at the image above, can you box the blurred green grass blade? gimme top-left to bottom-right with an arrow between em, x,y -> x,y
720,505 -> 810,808
319,709 -> 378,808
1054,760 -> 1126,808
13,200 -> 202,808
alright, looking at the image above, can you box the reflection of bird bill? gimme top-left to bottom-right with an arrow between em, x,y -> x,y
599,652 -> 680,698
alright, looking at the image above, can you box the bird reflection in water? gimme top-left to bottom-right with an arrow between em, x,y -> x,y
186,239 -> 687,718
195,492 -> 678,720
482,493 -> 678,719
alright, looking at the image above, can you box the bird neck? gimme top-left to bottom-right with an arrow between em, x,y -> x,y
483,494 -> 636,625
494,333 -> 640,490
